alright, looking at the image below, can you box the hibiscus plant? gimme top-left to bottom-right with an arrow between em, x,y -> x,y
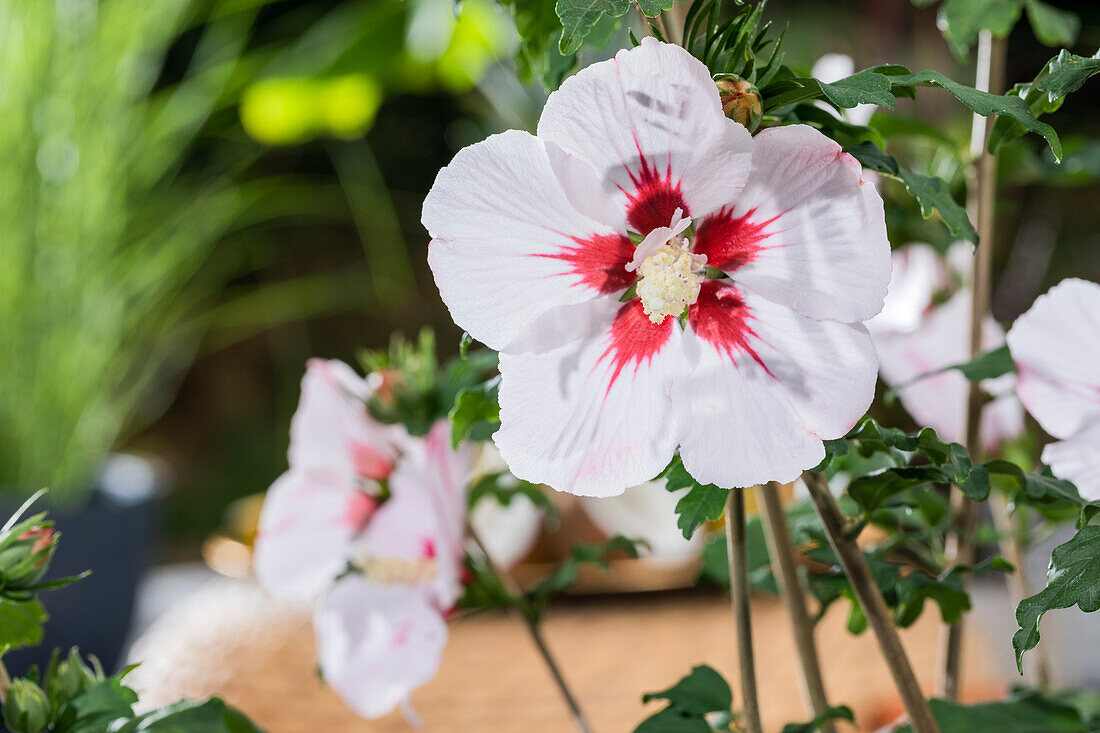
0,495 -> 259,732
247,0 -> 1100,732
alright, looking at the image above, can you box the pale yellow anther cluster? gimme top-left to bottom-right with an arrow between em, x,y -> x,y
357,556 -> 437,585
637,242 -> 704,324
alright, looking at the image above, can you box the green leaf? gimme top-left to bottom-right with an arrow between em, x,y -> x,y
817,69 -> 898,109
111,697 -> 262,732
0,599 -> 46,652
896,689 -> 1088,732
1036,50 -> 1100,101
780,705 -> 855,733
985,460 -> 1098,525
449,378 -> 499,448
844,142 -> 977,244
1013,526 -> 1100,673
556,0 -> 664,55
529,535 -> 643,601
1023,0 -> 1080,47
663,457 -> 731,539
501,0 -> 578,87
467,471 -> 558,521
936,0 -> 1023,55
53,677 -> 138,733
641,665 -> 733,715
889,70 -> 1062,160
634,707 -> 713,733
884,345 -> 1015,401
990,51 -> 1100,152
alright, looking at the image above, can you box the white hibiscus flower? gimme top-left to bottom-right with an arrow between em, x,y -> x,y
424,38 -> 890,495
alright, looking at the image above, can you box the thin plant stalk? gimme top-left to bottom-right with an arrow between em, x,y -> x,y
465,524 -> 594,733
803,472 -> 940,733
725,490 -> 763,733
753,482 -> 834,733
936,29 -> 1008,701
0,659 -> 9,698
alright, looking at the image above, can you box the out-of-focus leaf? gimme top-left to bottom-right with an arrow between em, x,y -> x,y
0,599 -> 46,652
1023,0 -> 1080,47
884,345 -> 1015,402
896,689 -> 1088,732
110,697 -> 261,732
467,471 -> 557,520
530,535 -> 643,599
662,457 -> 730,539
780,705 -> 855,733
556,0 -> 665,54
985,460 -> 1099,526
845,142 -> 977,244
1013,526 -> 1100,672
635,665 -> 734,732
53,677 -> 138,733
936,0 -> 1023,55
449,379 -> 500,448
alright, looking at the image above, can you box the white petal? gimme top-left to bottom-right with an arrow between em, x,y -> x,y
674,284 -> 877,488
580,478 -> 701,559
289,359 -> 397,481
358,423 -> 470,611
1042,420 -> 1100,502
1007,278 -> 1100,439
537,38 -> 753,229
875,291 -> 1021,447
494,300 -> 685,498
253,471 -> 374,599
424,130 -> 631,352
713,124 -> 890,323
315,579 -> 447,720
470,492 -> 542,569
867,243 -> 950,335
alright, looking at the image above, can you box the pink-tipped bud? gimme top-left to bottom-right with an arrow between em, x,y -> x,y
350,442 -> 394,482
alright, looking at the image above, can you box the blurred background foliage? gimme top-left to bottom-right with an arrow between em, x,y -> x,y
1,0 -> 1097,556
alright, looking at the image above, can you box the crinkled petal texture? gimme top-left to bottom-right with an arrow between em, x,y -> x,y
315,578 -> 447,722
875,291 -> 1023,450
703,125 -> 889,322
495,300 -> 686,497
253,472 -> 376,599
289,359 -> 398,481
674,284 -> 877,488
1007,278 -> 1100,440
359,422 -> 470,611
1042,420 -> 1100,502
537,37 -> 753,231
424,130 -> 626,353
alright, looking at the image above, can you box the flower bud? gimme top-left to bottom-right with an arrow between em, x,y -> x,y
714,74 -> 763,131
50,648 -> 101,701
3,679 -> 51,733
0,526 -> 57,588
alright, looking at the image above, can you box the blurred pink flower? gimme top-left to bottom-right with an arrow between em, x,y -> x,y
253,359 -> 403,598
1007,278 -> 1100,500
253,361 -> 476,722
424,38 -> 889,496
869,244 -> 1023,451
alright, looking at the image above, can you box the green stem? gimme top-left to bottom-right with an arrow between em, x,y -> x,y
465,525 -> 594,733
803,472 -> 940,733
754,483 -> 834,733
726,490 -> 762,733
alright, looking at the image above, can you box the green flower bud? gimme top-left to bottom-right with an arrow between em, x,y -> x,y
3,679 -> 51,733
0,526 -> 57,589
714,74 -> 763,131
50,648 -> 101,701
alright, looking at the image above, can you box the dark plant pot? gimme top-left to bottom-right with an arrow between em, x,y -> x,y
3,455 -> 163,676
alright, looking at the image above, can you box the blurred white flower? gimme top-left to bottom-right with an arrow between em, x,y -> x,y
870,244 -> 1024,451
1007,278 -> 1100,500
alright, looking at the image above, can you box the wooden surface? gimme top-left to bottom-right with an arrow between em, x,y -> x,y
127,580 -> 1004,732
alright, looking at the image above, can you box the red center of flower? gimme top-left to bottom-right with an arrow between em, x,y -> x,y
692,207 -> 779,271
599,300 -> 673,390
546,233 -> 636,294
689,281 -> 772,373
624,155 -> 689,236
